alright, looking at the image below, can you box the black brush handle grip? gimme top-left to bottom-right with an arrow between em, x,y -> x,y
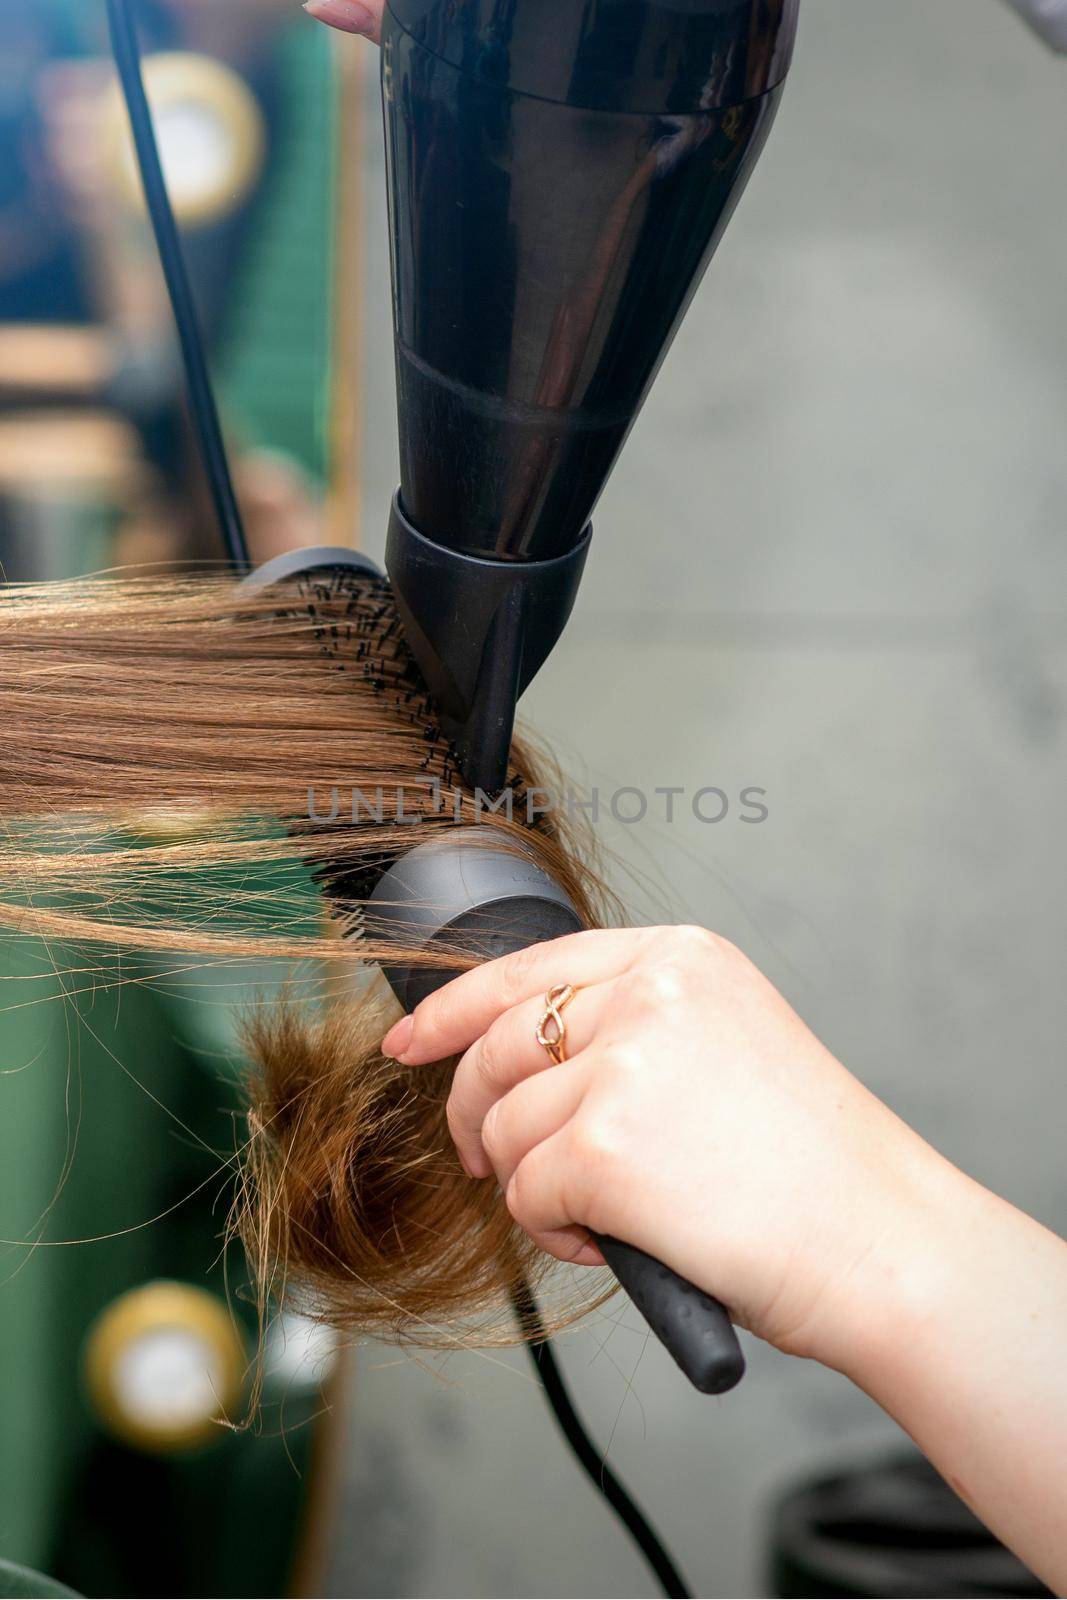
594,1234 -> 745,1395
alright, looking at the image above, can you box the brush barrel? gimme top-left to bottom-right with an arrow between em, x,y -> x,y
382,0 -> 799,561
366,833 -> 745,1394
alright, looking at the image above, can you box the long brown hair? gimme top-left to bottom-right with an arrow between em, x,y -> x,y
0,569 -> 616,1342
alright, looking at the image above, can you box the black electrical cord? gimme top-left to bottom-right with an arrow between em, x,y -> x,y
512,1279 -> 692,1599
105,0 -> 251,573
104,5 -> 692,1595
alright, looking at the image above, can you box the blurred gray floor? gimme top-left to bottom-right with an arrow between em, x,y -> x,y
325,2 -> 1067,1595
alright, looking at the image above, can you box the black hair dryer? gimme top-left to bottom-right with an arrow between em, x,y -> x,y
382,0 -> 799,787
378,0 -> 799,1395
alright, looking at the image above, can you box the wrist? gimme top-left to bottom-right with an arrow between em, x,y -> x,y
801,1135 -> 986,1386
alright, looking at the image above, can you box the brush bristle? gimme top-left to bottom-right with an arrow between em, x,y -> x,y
294,567 -> 543,909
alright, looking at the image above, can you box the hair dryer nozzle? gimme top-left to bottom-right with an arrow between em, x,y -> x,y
385,495 -> 590,791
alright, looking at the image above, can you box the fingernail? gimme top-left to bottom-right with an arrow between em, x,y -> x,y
304,0 -> 375,36
381,1015 -> 414,1059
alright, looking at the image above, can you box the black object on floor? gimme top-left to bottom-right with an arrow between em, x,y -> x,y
770,1451 -> 1050,1598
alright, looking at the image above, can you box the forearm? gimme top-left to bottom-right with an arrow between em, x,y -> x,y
835,1160 -> 1067,1594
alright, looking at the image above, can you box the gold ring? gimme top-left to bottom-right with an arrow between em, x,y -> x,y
535,983 -> 577,1065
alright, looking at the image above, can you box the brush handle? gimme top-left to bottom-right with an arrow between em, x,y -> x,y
594,1234 -> 745,1395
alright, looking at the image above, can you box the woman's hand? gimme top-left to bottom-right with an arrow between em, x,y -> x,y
383,926 -> 1067,1591
303,0 -> 384,41
381,925 -> 956,1369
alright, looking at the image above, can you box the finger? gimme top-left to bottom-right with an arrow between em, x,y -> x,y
383,927 -> 653,1065
449,982 -> 612,1177
303,0 -> 383,41
478,1052 -> 591,1190
505,1125 -> 584,1242
505,1126 -> 605,1265
522,1225 -> 604,1269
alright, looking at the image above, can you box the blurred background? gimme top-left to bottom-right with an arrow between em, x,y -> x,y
0,0 -> 1064,1596
0,3 -> 353,1595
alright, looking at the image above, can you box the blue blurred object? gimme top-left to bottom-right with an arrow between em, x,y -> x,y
0,4 -> 94,324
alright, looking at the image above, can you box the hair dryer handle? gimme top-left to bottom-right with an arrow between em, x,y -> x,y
594,1234 -> 745,1395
